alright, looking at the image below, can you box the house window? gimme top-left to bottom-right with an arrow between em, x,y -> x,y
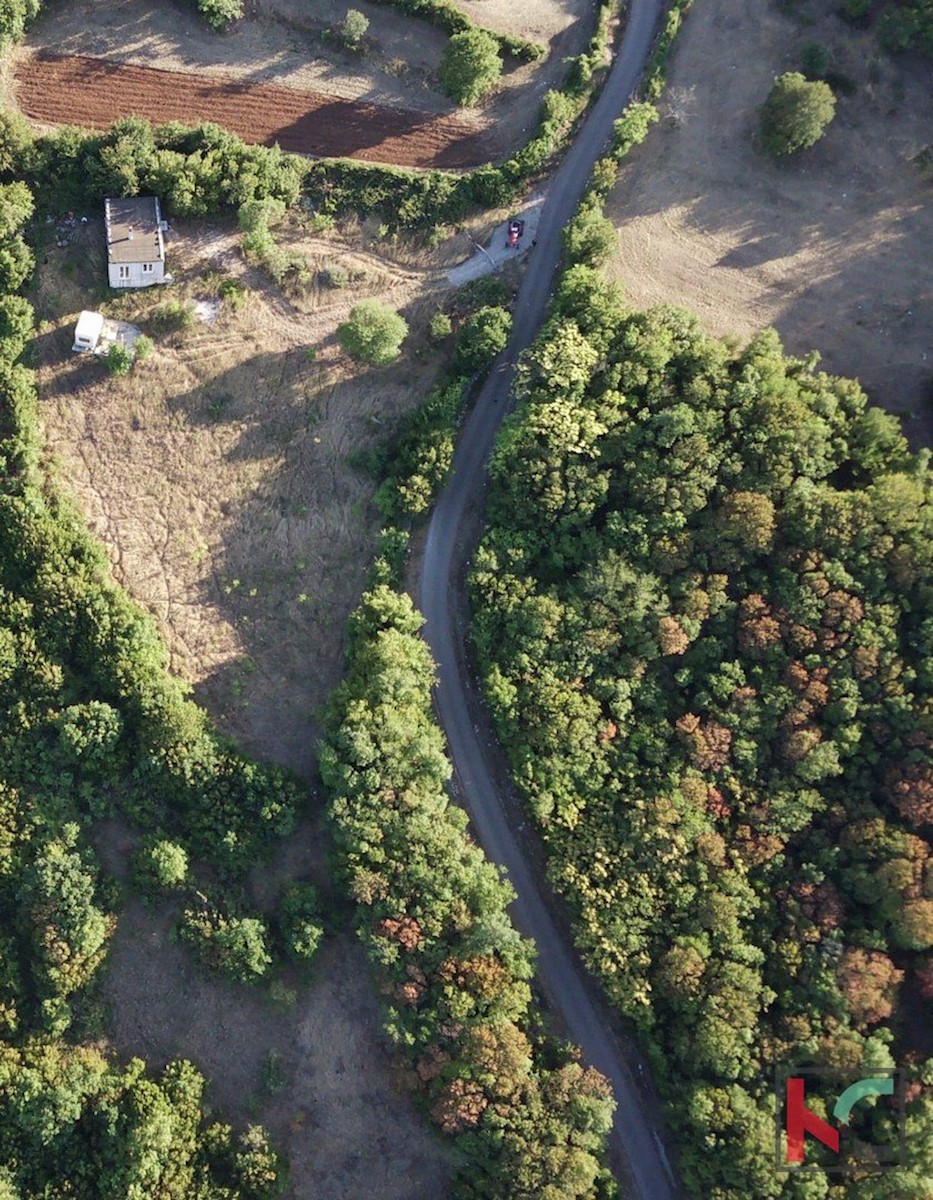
142,262 -> 153,274
118,265 -> 130,280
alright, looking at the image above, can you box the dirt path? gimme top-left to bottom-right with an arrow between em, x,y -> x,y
15,50 -> 490,168
604,0 -> 933,445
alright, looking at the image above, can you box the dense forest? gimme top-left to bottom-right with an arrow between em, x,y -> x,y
469,263 -> 933,1196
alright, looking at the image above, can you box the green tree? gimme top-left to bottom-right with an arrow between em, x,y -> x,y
133,840 -> 189,894
0,0 -> 39,46
180,906 -> 272,982
337,299 -> 408,365
57,702 -> 123,773
20,830 -> 112,1003
439,30 -> 502,106
760,72 -> 836,156
453,305 -> 511,373
562,199 -> 617,267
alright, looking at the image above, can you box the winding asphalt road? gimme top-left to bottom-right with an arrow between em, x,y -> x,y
418,1 -> 678,1197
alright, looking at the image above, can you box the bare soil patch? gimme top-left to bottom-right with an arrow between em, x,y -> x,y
15,50 -> 489,168
16,0 -> 598,162
605,0 -> 933,444
34,212 -> 452,777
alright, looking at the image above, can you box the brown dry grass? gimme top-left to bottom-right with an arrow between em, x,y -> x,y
604,0 -> 933,444
35,210 -> 449,777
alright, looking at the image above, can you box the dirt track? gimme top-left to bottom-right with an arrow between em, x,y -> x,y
14,50 -> 490,168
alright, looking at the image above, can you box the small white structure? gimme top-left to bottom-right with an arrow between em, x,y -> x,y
71,312 -> 143,358
72,309 -> 105,353
105,196 -> 166,289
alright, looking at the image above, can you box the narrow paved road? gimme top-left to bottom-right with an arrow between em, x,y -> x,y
419,1 -> 678,1198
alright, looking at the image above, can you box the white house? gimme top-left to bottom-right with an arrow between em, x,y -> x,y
105,196 -> 166,289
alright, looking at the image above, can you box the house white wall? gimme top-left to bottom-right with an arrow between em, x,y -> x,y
108,260 -> 165,289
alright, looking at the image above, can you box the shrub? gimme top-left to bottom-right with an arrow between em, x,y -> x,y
453,305 -> 511,373
180,906 -> 272,981
104,343 -> 134,375
342,8 -> 369,46
218,277 -> 248,309
278,883 -> 324,963
151,299 -> 196,334
133,333 -> 154,361
760,72 -> 836,157
439,30 -> 502,106
133,839 -> 189,893
197,0 -> 243,31
337,299 -> 408,365
800,41 -> 831,78
0,108 -> 32,174
429,310 -> 452,341
238,197 -> 286,233
841,0 -> 871,23
320,265 -> 349,289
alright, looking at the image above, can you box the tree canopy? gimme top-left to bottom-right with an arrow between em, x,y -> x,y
337,299 -> 409,365
439,29 -> 502,106
471,266 -> 933,1197
760,72 -> 836,156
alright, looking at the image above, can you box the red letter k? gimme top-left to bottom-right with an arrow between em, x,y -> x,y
786,1076 -> 840,1163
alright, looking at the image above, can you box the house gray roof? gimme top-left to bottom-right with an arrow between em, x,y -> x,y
104,196 -> 165,265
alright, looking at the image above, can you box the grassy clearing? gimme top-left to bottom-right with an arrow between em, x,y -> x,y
31,209 -> 457,778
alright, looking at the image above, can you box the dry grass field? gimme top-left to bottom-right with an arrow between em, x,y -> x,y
13,0 -> 598,160
605,0 -> 933,443
33,211 -> 463,777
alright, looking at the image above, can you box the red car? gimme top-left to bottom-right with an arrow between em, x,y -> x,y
507,218 -> 525,248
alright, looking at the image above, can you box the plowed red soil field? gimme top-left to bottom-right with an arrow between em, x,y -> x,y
14,50 -> 491,169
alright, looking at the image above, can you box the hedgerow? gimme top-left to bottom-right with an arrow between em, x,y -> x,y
321,559 -> 616,1199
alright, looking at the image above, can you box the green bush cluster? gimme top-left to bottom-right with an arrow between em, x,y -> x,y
321,577 -> 615,1198
180,904 -> 272,982
337,299 -> 408,365
150,298 -> 196,335
195,0 -> 244,29
641,0 -> 695,101
238,197 -> 308,287
364,0 -> 544,61
439,29 -> 502,105
17,117 -> 304,219
374,375 -> 470,519
470,268 -> 933,1197
277,882 -> 324,964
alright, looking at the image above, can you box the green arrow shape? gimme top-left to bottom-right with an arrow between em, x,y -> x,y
833,1077 -> 894,1125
